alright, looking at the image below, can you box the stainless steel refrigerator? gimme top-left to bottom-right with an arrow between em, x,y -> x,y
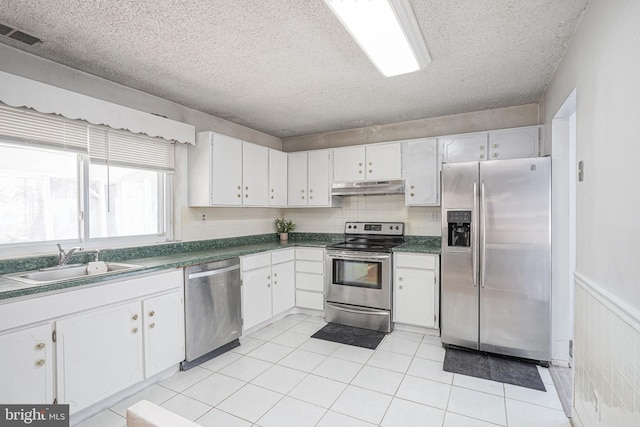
441,157 -> 551,361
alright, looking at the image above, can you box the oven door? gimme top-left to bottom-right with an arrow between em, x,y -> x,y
326,250 -> 391,310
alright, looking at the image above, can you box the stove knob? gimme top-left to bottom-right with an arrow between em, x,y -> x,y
353,225 -> 357,229
395,226 -> 399,230
389,226 -> 393,230
347,225 -> 351,229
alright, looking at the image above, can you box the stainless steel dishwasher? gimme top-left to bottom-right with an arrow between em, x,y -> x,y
182,258 -> 242,370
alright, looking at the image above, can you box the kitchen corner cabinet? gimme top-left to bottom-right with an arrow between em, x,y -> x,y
441,126 -> 540,164
0,323 -> 54,404
333,143 -> 402,182
393,253 -> 440,329
268,149 -> 288,206
404,138 -> 439,206
288,150 -> 333,207
295,247 -> 325,310
188,131 -> 269,207
241,249 -> 295,331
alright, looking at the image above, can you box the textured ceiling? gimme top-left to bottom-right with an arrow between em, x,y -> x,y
0,0 -> 588,138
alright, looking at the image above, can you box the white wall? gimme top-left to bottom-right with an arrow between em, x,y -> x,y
540,0 -> 640,425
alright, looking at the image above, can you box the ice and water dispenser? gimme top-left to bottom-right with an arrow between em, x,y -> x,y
447,210 -> 471,248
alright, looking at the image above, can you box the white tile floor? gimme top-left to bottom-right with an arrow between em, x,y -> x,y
77,313 -> 571,427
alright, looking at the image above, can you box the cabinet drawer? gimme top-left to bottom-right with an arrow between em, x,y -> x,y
296,260 -> 324,274
295,247 -> 324,261
296,291 -> 324,310
271,248 -> 295,264
241,253 -> 271,271
395,253 -> 437,269
295,272 -> 324,292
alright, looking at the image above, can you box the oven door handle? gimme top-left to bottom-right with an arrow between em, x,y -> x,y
327,252 -> 391,261
326,302 -> 389,316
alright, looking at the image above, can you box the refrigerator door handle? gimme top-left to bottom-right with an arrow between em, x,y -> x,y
472,180 -> 478,288
480,180 -> 487,289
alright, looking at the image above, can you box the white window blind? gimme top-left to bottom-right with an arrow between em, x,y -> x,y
89,126 -> 175,172
0,103 -> 87,151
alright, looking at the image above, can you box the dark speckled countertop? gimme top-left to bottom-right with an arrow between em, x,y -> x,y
0,233 -> 440,301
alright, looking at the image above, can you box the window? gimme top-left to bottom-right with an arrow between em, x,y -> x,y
0,104 -> 173,252
88,164 -> 167,239
0,143 -> 79,244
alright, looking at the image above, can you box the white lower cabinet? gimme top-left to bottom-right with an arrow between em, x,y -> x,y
0,323 -> 54,404
56,301 -> 144,413
241,249 -> 296,331
393,253 -> 440,329
295,247 -> 325,310
0,269 -> 184,414
143,290 -> 185,378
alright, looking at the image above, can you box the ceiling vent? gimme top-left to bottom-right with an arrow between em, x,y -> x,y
0,23 -> 41,45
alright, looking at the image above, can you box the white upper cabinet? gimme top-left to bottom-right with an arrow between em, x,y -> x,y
288,150 -> 334,207
188,131 -> 272,207
308,150 -> 332,206
333,143 -> 402,181
287,151 -> 308,207
488,127 -> 539,160
441,132 -> 488,163
441,126 -> 540,164
242,141 -> 268,206
268,149 -> 288,206
404,138 -> 439,206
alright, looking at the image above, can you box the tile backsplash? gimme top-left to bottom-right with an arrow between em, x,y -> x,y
181,195 -> 441,242
284,195 -> 441,236
573,273 -> 640,426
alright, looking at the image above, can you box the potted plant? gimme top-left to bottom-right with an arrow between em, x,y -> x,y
274,217 -> 297,242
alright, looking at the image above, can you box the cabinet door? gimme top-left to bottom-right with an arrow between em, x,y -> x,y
0,323 -> 53,404
394,267 -> 436,328
271,261 -> 295,316
366,143 -> 402,180
308,150 -> 331,206
442,133 -> 488,163
242,265 -> 273,330
333,146 -> 365,181
243,142 -> 269,206
143,290 -> 185,378
211,134 -> 243,205
56,301 -> 143,413
488,127 -> 539,160
288,152 -> 308,206
405,139 -> 439,205
269,149 -> 288,206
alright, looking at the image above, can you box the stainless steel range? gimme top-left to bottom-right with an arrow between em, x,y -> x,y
325,221 -> 405,332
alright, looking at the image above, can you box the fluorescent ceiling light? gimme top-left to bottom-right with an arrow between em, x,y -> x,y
324,0 -> 431,77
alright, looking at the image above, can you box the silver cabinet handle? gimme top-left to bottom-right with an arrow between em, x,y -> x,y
36,343 -> 45,350
149,311 -> 155,317
132,328 -> 139,333
36,359 -> 46,366
132,314 -> 139,320
149,323 -> 155,329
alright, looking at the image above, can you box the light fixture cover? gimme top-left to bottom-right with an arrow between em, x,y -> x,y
324,0 -> 431,77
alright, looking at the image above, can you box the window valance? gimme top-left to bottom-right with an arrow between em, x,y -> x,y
0,71 -> 195,145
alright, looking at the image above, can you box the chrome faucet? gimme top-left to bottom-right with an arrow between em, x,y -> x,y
56,244 -> 83,266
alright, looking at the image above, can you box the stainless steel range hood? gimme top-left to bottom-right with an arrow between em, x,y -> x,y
331,179 -> 405,196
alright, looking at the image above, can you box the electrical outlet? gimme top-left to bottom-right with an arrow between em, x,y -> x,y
430,211 -> 438,222
201,213 -> 206,222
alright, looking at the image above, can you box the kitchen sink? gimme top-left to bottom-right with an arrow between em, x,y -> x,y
4,262 -> 143,285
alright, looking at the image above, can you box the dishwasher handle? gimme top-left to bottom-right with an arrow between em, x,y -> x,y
188,264 -> 239,280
